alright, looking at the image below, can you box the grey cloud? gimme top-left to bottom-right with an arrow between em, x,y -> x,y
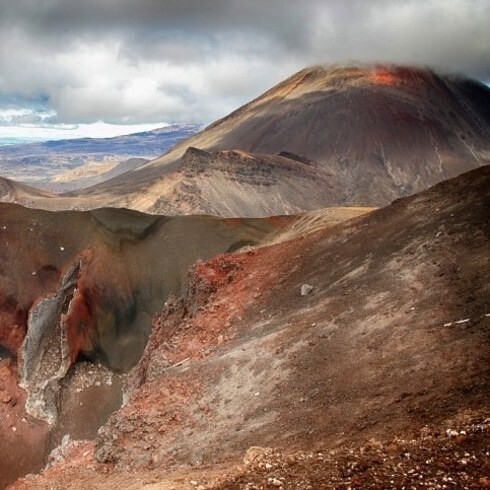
0,0 -> 314,51
0,0 -> 488,126
1,113 -> 44,125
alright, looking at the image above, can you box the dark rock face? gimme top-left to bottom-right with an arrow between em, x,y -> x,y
19,263 -> 81,424
183,147 -> 318,181
181,147 -> 320,185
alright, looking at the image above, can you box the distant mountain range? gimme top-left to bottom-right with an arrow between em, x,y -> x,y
0,123 -> 200,191
0,137 -> 49,146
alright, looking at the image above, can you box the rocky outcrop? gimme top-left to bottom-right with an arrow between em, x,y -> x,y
92,167 -> 489,473
125,254 -> 246,396
182,147 -> 319,186
0,176 -> 54,204
0,205 -> 286,427
18,261 -> 88,423
145,146 -> 333,216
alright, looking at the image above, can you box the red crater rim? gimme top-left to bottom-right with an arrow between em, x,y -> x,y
368,65 -> 428,86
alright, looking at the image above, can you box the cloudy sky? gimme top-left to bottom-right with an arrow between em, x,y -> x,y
0,0 -> 489,139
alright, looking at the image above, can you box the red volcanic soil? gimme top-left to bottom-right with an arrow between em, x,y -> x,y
368,65 -> 429,86
0,359 -> 49,489
11,166 -> 489,489
369,69 -> 399,86
0,207 -> 287,487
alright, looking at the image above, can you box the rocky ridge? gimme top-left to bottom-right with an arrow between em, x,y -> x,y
10,166 -> 488,489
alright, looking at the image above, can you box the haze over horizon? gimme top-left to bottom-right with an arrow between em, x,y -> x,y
0,121 -> 181,145
0,0 -> 489,141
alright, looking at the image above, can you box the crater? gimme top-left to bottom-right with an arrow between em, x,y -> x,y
0,203 -> 285,486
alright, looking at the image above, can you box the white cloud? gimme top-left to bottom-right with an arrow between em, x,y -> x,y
0,0 -> 488,134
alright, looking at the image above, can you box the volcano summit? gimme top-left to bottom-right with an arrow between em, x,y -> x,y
53,64 -> 490,216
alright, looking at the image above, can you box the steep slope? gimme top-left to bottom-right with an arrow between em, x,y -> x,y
0,204 -> 292,488
71,64 -> 490,216
13,166 -> 489,489
0,176 -> 56,202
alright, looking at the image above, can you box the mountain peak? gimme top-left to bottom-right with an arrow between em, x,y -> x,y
264,63 -> 444,98
5,64 -> 489,217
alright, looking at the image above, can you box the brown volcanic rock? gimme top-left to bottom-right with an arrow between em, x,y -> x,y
65,64 -> 490,216
0,176 -> 55,203
8,167 -> 490,488
159,146 -> 333,216
0,206 -> 284,368
94,167 -> 490,470
0,204 -> 290,486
